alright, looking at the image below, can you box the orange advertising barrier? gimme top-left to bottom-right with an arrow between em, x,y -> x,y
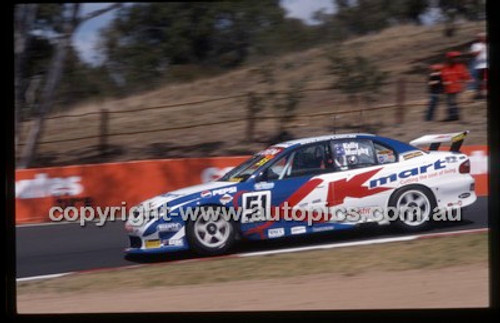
15,156 -> 248,224
15,146 -> 488,224
455,145 -> 488,197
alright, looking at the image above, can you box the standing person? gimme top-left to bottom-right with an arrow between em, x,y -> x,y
440,51 -> 471,122
425,64 -> 443,121
470,32 -> 488,99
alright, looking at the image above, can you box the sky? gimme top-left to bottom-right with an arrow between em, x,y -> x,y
74,1 -> 439,66
73,1 -> 336,65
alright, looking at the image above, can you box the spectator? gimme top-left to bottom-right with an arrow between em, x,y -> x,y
440,51 -> 471,122
425,64 -> 444,121
470,32 -> 488,99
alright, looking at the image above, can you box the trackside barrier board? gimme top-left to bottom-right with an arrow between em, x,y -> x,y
15,146 -> 488,224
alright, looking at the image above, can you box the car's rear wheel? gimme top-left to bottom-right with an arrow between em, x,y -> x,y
389,186 -> 436,232
186,206 -> 236,256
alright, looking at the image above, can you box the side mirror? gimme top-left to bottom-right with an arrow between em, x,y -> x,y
256,170 -> 268,183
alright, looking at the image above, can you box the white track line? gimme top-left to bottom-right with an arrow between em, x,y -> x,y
16,221 -> 78,228
16,228 -> 488,282
414,227 -> 488,238
16,272 -> 73,282
238,236 -> 418,257
16,219 -> 126,228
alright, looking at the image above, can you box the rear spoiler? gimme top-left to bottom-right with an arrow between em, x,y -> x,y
409,131 -> 469,152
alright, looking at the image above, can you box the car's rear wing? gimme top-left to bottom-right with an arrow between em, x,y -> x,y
409,131 -> 469,152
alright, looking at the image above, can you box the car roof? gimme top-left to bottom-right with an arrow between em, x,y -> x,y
274,133 -> 376,148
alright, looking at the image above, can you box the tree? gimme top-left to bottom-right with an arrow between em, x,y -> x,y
98,2 -> 285,92
17,3 -> 122,168
326,44 -> 388,112
438,0 -> 486,36
245,91 -> 265,142
247,63 -> 307,141
14,4 -> 38,153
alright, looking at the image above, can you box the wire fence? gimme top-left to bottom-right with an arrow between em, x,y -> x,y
40,80 -> 426,120
18,77 -> 477,148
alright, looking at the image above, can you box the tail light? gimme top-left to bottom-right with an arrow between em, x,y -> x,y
459,160 -> 470,174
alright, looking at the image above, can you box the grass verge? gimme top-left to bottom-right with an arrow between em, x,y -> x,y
17,232 -> 488,295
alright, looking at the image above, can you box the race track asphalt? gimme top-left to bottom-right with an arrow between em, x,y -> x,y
16,197 -> 488,278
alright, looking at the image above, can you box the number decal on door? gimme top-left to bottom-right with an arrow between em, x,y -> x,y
241,191 -> 271,223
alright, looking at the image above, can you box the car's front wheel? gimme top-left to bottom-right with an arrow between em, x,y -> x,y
186,206 -> 236,256
389,186 -> 436,232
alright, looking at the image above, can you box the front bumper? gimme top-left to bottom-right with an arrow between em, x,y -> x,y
124,235 -> 190,255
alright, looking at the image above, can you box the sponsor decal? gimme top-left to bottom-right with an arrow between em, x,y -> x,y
258,147 -> 283,156
212,186 -> 237,196
228,177 -> 243,183
369,160 -> 446,189
312,225 -> 335,232
291,226 -> 307,235
254,182 -> 275,190
403,151 -> 424,160
255,157 -> 271,167
342,142 -> 369,156
201,190 -> 212,198
452,132 -> 467,142
164,238 -> 184,246
253,147 -> 284,167
219,193 -> 233,205
157,222 -> 182,232
445,156 -> 458,163
268,228 -> 285,238
145,239 -> 161,249
377,149 -> 395,164
16,173 -> 83,199
327,168 -> 392,206
459,192 -> 471,199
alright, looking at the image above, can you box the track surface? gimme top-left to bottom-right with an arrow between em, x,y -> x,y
16,197 -> 488,278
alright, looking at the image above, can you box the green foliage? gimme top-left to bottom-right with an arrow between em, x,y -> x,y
99,2 -> 285,91
326,45 -> 389,104
330,0 -> 432,36
274,78 -> 307,133
246,63 -> 307,136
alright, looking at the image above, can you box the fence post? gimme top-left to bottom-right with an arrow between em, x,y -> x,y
396,77 -> 406,124
99,108 -> 109,155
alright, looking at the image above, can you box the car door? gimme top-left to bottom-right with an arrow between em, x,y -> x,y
239,141 -> 336,239
323,138 -> 398,224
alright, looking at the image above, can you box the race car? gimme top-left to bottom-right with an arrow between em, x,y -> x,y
124,131 -> 476,256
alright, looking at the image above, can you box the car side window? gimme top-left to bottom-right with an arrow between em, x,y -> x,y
264,152 -> 293,181
331,139 -> 377,171
262,142 -> 334,181
373,142 -> 397,164
284,142 -> 335,179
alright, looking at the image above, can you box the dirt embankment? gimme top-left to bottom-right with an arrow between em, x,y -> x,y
18,21 -> 487,167
17,264 -> 488,312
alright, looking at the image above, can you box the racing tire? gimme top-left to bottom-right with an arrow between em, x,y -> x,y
186,206 -> 237,256
388,185 -> 437,232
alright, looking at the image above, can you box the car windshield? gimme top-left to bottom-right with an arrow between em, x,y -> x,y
218,147 -> 284,182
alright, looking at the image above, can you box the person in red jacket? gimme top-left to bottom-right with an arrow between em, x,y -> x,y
440,51 -> 471,121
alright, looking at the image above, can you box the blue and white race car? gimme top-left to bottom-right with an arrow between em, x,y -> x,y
125,132 -> 476,256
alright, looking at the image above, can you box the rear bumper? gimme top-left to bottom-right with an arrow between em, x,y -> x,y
434,175 -> 477,209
